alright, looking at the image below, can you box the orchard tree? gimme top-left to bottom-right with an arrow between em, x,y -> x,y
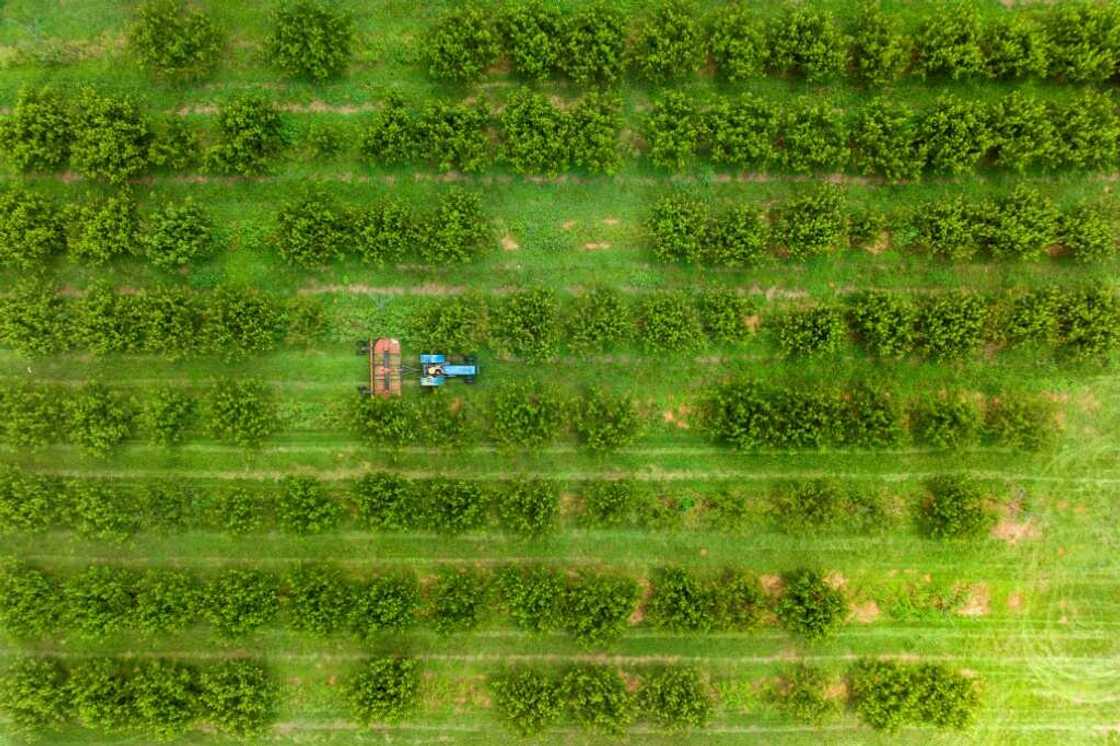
265,0 -> 354,81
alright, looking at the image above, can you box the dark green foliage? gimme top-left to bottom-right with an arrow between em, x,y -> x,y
68,480 -> 141,541
137,285 -> 201,358
0,467 -> 58,532
560,573 -> 639,647
982,186 -> 1059,260
636,291 -> 703,353
648,192 -> 709,263
0,564 -> 60,635
274,190 -> 350,268
647,566 -> 716,632
426,4 -> 501,82
411,293 -> 487,351
490,382 -> 565,448
780,104 -> 849,173
711,5 -> 767,81
130,659 -> 199,740
847,291 -> 916,358
704,381 -> 849,451
990,91 -> 1059,172
202,569 -> 279,638
73,282 -> 143,355
561,664 -> 634,734
429,566 -> 488,633
129,0 -> 223,81
351,395 -> 468,449
919,4 -> 984,78
65,383 -> 134,456
496,287 -> 559,358
133,568 -> 198,635
425,479 -> 486,534
496,479 -> 558,536
774,664 -> 836,724
709,205 -> 767,267
203,286 -> 284,359
777,307 -> 846,357
198,660 -> 278,737
557,4 -> 626,84
66,658 -> 137,732
359,95 -> 419,166
353,572 -> 420,635
632,0 -> 704,82
144,199 -> 216,270
344,657 -> 419,725
698,289 -> 751,342
0,657 -> 71,733
1,86 -> 72,172
355,200 -> 415,266
500,1 -> 562,80
0,189 -> 66,269
1056,284 -> 1120,359
772,185 -> 846,259
767,6 -> 847,82
354,472 -> 412,530
1044,2 -> 1120,84
771,479 -> 847,533
919,475 -> 992,540
497,564 -> 564,632
853,99 -> 923,181
0,281 -> 66,356
647,91 -> 702,170
917,293 -> 987,359
637,667 -> 712,730
919,97 -> 992,174
70,88 -> 153,184
501,89 -> 570,175
491,667 -> 562,736
265,0 -> 353,81
852,2 -> 909,85
1061,205 -> 1115,263
848,659 -> 980,730
63,565 -> 136,639
214,488 -> 265,535
422,189 -> 492,263
844,384 -> 905,449
206,94 -> 286,176
142,386 -> 195,446
568,92 -> 623,174
706,94 -> 780,170
1056,90 -> 1120,170
149,116 -> 201,171
567,285 -> 629,351
984,14 -> 1048,79
206,379 -> 276,447
416,101 -> 491,173
710,569 -> 764,630
582,480 -> 638,527
276,476 -> 341,535
910,395 -> 983,449
775,568 -> 847,640
915,196 -> 981,260
572,387 -> 640,451
285,563 -> 355,634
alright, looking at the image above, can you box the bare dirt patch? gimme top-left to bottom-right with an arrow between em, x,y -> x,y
501,234 -> 520,251
992,517 -> 1040,544
743,314 -> 762,333
661,404 -> 691,430
1007,592 -> 1025,612
583,241 -> 612,251
824,572 -> 848,591
602,217 -> 620,226
759,574 -> 784,597
628,578 -> 652,625
956,583 -> 991,617
866,231 -> 891,255
849,601 -> 881,624
561,220 -> 576,231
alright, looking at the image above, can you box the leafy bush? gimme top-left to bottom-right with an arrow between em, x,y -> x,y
984,14 -> 1048,79
140,386 -> 195,448
572,387 -> 640,452
429,566 -> 488,633
0,657 -> 71,733
0,384 -> 63,446
847,291 -> 916,358
203,286 -> 284,359
273,190 -> 350,268
0,281 -> 66,357
919,97 -> 992,175
917,293 -> 987,359
501,89 -> 570,175
0,467 -> 58,532
145,199 -> 216,270
1,86 -> 72,172
0,189 -> 66,269
772,185 -> 846,260
0,564 -> 60,636
582,480 -> 638,527
202,569 -> 279,638
767,6 -> 847,82
133,568 -> 198,635
637,667 -> 712,730
981,186 -> 1059,260
206,94 -> 286,176
359,95 -> 420,166
285,563 -> 355,634
198,660 -> 278,737
852,1 -> 909,85
918,474 -> 992,540
632,0 -> 704,82
568,92 -> 623,174
277,476 -> 341,534
129,0 -> 223,81
910,395 -> 983,449
780,104 -> 849,174
853,99 -> 923,182
70,88 -> 153,184
562,664 -> 634,734
1056,284 -> 1120,359
1061,205 -> 1115,263
421,189 -> 492,263
710,206 -> 767,267
63,564 -> 136,638
130,659 -> 199,740
648,193 -> 710,263
711,6 -> 767,81
500,1 -> 563,80
914,196 -> 982,260
73,282 -> 142,355
496,287 -> 559,358
496,479 -> 558,536
646,92 -> 703,171
557,4 -> 626,84
848,659 -> 979,730
710,569 -> 764,630
206,379 -> 276,447
353,472 -> 412,530
775,568 -> 846,640
355,199 -> 415,266
774,664 -> 836,724
416,100 -> 492,173
149,116 -> 201,171
65,383 -> 134,456
424,479 -> 487,534
560,573 -> 639,647
68,480 -> 141,541
919,5 -> 985,79
353,572 -> 420,635
426,5 -> 500,82
566,286 -> 629,351
771,479 -> 848,533
1044,2 -> 1120,84
636,291 -> 703,353
70,191 -> 141,264
777,307 -> 846,357
1056,90 -> 1120,170
706,94 -> 780,170
265,0 -> 353,81
497,564 -> 564,632
490,382 -> 565,448
990,93 -> 1059,174
491,667 -> 562,736
647,567 -> 715,632
344,657 -> 419,725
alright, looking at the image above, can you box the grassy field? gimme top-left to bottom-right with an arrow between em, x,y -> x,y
1,0 -> 1119,743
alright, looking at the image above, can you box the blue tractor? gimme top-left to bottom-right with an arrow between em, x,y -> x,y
357,338 -> 478,396
420,353 -> 479,389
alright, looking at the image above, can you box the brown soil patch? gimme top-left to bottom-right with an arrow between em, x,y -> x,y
583,241 -> 612,251
743,314 -> 762,333
561,220 -> 576,231
866,231 -> 891,255
991,517 -> 1040,544
500,234 -> 520,251
956,583 -> 991,617
849,600 -> 881,624
824,572 -> 848,590
448,397 -> 463,415
661,404 -> 691,430
1007,592 -> 1025,612
602,217 -> 620,226
628,578 -> 652,625
759,574 -> 784,597
621,672 -> 641,693
825,681 -> 850,701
